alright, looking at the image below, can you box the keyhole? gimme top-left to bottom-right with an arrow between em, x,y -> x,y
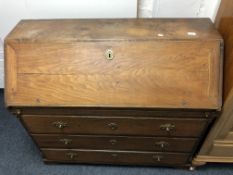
105,49 -> 114,60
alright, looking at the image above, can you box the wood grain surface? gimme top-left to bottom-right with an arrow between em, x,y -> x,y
13,107 -> 214,118
6,19 -> 222,42
42,149 -> 190,165
5,40 -> 221,109
21,115 -> 208,137
32,134 -> 197,152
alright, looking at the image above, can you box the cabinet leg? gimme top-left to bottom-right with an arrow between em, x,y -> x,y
188,159 -> 206,171
192,159 -> 206,167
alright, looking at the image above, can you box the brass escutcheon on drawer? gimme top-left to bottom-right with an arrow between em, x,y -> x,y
155,141 -> 169,149
152,155 -> 164,162
160,123 -> 175,133
66,152 -> 77,160
52,121 -> 68,129
109,139 -> 117,145
59,138 -> 72,145
108,122 -> 118,130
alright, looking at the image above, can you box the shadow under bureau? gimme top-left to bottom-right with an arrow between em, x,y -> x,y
4,18 -> 223,168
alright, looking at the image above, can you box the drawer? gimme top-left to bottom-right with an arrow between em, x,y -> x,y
32,134 -> 197,152
21,115 -> 208,137
42,149 -> 190,166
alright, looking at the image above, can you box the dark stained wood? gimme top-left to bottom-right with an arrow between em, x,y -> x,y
32,134 -> 197,152
21,115 -> 208,137
42,149 -> 190,166
10,107 -> 218,118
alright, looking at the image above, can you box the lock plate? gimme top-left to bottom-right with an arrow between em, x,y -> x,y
105,49 -> 114,60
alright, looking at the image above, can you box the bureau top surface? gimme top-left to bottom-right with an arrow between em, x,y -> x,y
6,18 -> 222,42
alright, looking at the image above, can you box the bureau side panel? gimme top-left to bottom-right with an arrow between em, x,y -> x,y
4,44 -> 17,106
6,41 -> 221,109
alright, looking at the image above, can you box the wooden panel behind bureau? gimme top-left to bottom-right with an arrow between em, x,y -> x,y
42,149 -> 190,165
21,115 -> 208,137
209,142 -> 233,157
194,3 -> 233,164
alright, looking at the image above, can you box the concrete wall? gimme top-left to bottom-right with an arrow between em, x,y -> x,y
138,0 -> 221,20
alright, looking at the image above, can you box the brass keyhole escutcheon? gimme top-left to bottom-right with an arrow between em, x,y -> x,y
153,155 -> 163,162
105,49 -> 114,60
108,123 -> 118,130
109,139 -> 117,145
60,138 -> 72,145
155,141 -> 169,149
160,123 -> 175,133
66,152 -> 77,160
52,121 -> 68,129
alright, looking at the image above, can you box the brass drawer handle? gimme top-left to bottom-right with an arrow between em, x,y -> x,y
108,123 -> 118,130
52,121 -> 68,129
160,123 -> 175,132
155,141 -> 169,149
152,155 -> 163,162
59,138 -> 72,145
105,49 -> 114,60
109,139 -> 117,145
66,152 -> 77,160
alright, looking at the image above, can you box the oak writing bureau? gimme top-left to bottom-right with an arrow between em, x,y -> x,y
4,18 -> 223,168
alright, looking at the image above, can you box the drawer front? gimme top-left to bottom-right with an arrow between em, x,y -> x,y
32,134 -> 197,152
42,149 -> 190,165
6,41 -> 221,109
22,115 -> 207,137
